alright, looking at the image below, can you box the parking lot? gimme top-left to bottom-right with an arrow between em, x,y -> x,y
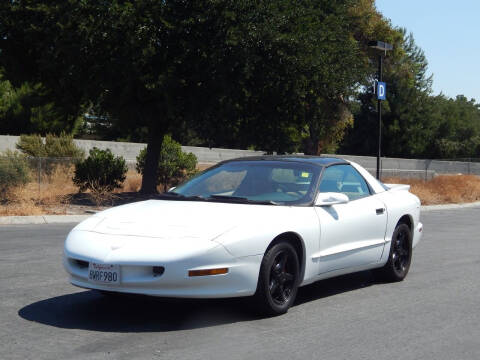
1,207 -> 479,360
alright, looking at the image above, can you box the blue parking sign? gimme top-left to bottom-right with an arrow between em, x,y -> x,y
377,82 -> 386,100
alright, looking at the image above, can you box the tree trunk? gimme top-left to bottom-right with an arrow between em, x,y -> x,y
303,121 -> 320,155
140,129 -> 163,194
303,137 -> 317,155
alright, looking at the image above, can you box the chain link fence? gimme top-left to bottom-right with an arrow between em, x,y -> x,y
440,158 -> 480,163
28,157 -> 77,197
331,154 -> 480,180
377,158 -> 480,180
2,153 -> 480,203
0,155 -> 142,211
0,156 -> 77,201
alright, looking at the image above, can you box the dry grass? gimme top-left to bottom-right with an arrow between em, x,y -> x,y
0,164 -> 76,216
0,199 -> 44,216
1,168 -> 146,215
3,162 -> 478,216
119,165 -> 212,194
119,164 -> 212,193
119,170 -> 142,192
197,163 -> 214,171
383,175 -> 480,205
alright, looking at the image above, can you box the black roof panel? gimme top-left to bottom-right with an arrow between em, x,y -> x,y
222,155 -> 348,167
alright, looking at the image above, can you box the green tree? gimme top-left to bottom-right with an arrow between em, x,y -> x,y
0,0 -> 398,191
427,95 -> 480,158
0,1 -> 231,192
0,72 -> 80,135
136,135 -> 197,193
191,0 -> 375,155
341,29 -> 438,158
341,25 -> 480,160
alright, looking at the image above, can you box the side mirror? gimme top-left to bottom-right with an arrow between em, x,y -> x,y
168,186 -> 176,192
315,192 -> 349,206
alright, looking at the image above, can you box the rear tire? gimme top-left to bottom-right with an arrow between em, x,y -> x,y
375,223 -> 412,282
253,242 -> 300,316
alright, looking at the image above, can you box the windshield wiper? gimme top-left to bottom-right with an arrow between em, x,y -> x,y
157,193 -> 206,201
207,195 -> 278,205
159,193 -> 277,205
183,195 -> 206,201
160,191 -> 182,197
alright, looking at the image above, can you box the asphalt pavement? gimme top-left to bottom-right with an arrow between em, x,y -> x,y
0,207 -> 479,360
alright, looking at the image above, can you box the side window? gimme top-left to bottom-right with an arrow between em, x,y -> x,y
319,165 -> 371,200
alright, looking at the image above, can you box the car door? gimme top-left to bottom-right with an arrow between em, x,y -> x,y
314,164 -> 387,274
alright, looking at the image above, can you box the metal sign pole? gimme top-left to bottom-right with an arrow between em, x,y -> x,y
376,54 -> 383,180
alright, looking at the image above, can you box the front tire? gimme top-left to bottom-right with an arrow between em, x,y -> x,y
254,242 -> 300,316
375,223 -> 412,282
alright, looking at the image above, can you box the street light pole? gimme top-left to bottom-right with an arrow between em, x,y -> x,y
368,40 -> 392,180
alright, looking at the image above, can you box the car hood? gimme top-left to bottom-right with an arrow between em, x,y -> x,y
75,199 -> 284,241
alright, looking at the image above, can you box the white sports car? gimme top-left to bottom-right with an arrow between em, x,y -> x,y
64,156 -> 422,315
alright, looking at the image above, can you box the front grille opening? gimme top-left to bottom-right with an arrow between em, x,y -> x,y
73,259 -> 89,269
152,266 -> 165,276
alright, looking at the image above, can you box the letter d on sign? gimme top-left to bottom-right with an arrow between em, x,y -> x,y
377,82 -> 386,100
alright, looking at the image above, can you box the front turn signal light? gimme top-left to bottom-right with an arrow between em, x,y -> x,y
188,268 -> 229,277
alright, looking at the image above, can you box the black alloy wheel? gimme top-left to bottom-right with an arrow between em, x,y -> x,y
392,225 -> 411,276
375,223 -> 412,282
254,242 -> 300,315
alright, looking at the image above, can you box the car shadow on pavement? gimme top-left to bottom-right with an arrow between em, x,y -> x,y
18,270 -> 377,332
294,270 -> 376,306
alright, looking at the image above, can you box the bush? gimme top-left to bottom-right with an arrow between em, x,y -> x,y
16,132 -> 84,159
0,151 -> 31,196
136,135 -> 197,192
44,133 -> 85,159
16,134 -> 47,157
73,148 -> 127,194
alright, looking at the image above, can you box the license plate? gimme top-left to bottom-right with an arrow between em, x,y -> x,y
88,263 -> 120,284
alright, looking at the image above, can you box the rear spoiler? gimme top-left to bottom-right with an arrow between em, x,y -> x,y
383,183 -> 411,192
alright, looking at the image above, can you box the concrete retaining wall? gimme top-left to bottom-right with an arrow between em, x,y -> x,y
327,153 -> 480,179
0,135 -> 265,163
0,135 -> 17,154
1,135 -> 479,178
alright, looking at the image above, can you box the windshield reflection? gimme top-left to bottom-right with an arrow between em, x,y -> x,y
171,161 -> 321,205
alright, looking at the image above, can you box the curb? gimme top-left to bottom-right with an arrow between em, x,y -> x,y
421,201 -> 480,212
0,214 -> 91,225
1,201 -> 479,225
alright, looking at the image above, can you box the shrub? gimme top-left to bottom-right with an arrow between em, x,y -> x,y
44,133 -> 85,159
136,135 -> 197,192
0,151 -> 31,196
16,132 -> 84,159
16,134 -> 47,157
73,148 -> 127,195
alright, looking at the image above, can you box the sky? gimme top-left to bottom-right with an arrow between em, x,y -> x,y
375,0 -> 480,103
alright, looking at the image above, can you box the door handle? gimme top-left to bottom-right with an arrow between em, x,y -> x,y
376,208 -> 385,215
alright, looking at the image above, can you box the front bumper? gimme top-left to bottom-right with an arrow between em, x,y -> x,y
412,222 -> 423,248
64,230 -> 262,298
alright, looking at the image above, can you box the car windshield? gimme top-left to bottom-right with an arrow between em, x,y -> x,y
171,160 -> 321,205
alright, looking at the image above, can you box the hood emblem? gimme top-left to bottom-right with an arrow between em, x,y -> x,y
110,244 -> 123,251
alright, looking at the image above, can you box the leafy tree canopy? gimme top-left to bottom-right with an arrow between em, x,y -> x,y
0,72 -> 81,135
340,27 -> 480,160
3,0 -> 477,190
1,0 -> 384,192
